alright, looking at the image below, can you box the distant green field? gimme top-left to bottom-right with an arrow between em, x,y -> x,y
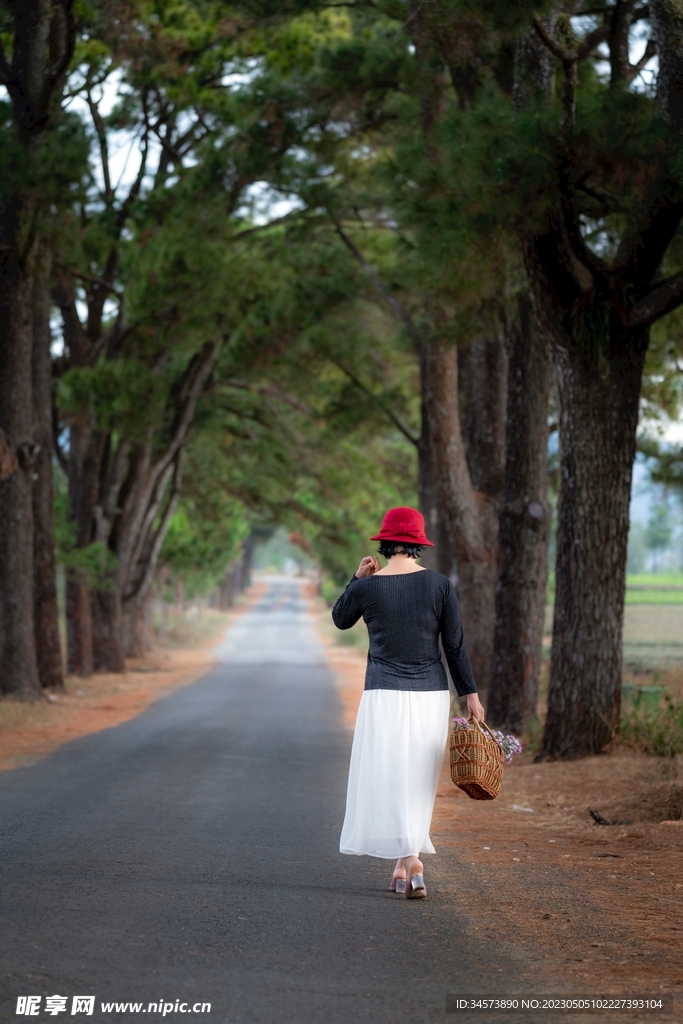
626,574 -> 683,586
625,590 -> 683,604
547,574 -> 683,605
625,573 -> 683,604
544,604 -> 683,668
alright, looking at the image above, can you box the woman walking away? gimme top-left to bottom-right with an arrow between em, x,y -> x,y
333,506 -> 484,899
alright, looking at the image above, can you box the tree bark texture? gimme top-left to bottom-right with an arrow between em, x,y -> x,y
539,332 -> 645,758
488,295 -> 550,734
119,452 -> 182,659
650,0 -> 683,130
91,588 -> 124,672
122,588 -> 155,659
426,340 -> 502,698
524,209 -> 653,759
0,0 -> 75,697
56,273 -> 108,673
512,8 -> 683,757
240,533 -> 255,590
66,577 -> 93,676
127,591 -> 155,655
0,252 -> 41,697
113,348 -> 213,660
32,252 -> 64,689
216,569 -> 238,611
528,187 -> 659,760
459,335 -> 508,498
417,343 -> 454,576
63,416 -> 107,675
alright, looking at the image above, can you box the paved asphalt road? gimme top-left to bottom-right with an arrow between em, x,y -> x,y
1,578 -> 522,1024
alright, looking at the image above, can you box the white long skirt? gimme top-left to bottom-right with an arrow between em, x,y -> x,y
339,688 -> 450,859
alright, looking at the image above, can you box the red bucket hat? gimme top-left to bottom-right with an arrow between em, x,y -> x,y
370,506 -> 434,547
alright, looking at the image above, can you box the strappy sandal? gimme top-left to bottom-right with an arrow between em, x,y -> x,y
389,875 -> 407,894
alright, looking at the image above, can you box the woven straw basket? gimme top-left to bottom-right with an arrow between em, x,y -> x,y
449,718 -> 504,800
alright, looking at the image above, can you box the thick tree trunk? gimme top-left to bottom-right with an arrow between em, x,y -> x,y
66,577 -> 93,676
241,534 -> 255,589
459,336 -> 508,498
0,251 -> 42,699
539,332 -> 646,759
32,252 -> 64,690
123,599 -> 143,658
119,454 -> 182,659
0,0 -> 76,698
123,590 -> 154,657
488,295 -> 550,734
91,588 -> 125,673
142,592 -> 154,650
417,343 -> 454,575
87,344 -> 214,664
507,5 -> 683,757
217,569 -> 236,610
64,423 -> 106,675
426,340 -> 500,698
417,436 -> 439,572
417,437 -> 453,576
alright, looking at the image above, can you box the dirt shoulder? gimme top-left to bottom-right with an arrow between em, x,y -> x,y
0,584 -> 265,772
314,597 -> 683,1008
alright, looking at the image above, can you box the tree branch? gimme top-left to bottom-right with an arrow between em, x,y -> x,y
225,379 -> 313,416
233,211 -> 303,240
87,91 -> 113,202
558,170 -> 609,290
0,38 -> 11,84
116,126 -> 149,230
615,182 -> 683,282
533,16 -> 575,63
575,173 -> 616,216
331,216 -> 423,352
577,24 -> 609,61
330,357 -> 420,446
124,453 -> 182,604
46,1 -> 76,85
64,267 -> 123,299
626,37 -> 657,83
533,16 -> 577,136
627,267 -> 683,326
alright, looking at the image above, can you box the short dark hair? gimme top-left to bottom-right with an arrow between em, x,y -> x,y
378,540 -> 423,559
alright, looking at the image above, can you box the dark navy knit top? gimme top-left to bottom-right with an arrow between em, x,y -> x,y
331,569 -> 477,695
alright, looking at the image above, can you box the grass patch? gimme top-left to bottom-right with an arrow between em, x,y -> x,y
626,573 -> 683,587
522,716 -> 544,758
625,591 -> 683,604
0,698 -> 51,731
160,608 -> 230,647
625,574 -> 683,605
620,694 -> 683,758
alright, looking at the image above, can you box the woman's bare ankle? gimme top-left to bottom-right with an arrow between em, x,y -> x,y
405,856 -> 423,878
392,857 -> 406,878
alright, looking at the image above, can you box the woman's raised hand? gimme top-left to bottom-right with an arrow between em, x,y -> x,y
466,692 -> 485,722
355,555 -> 381,578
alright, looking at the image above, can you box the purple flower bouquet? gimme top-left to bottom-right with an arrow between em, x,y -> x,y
452,717 -> 523,765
